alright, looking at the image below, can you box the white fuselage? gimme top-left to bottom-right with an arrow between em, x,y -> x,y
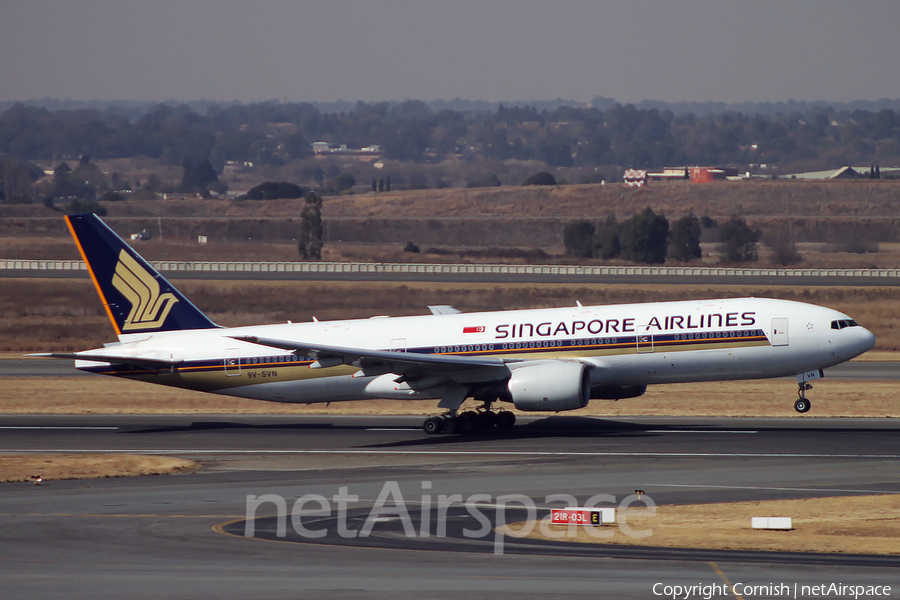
75,296 -> 875,408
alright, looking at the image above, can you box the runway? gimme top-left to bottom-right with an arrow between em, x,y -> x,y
1,414 -> 898,599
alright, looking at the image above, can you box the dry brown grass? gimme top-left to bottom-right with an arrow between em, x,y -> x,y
3,278 -> 900,352
502,494 -> 900,555
0,454 -> 197,482
4,180 -> 900,254
317,180 -> 900,220
0,374 -> 896,417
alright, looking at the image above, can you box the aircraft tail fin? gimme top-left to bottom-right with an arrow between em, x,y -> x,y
66,213 -> 218,336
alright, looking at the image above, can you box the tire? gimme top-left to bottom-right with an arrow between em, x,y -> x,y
459,418 -> 475,435
442,417 -> 458,435
476,411 -> 495,429
423,416 -> 443,434
794,398 -> 811,413
496,411 -> 516,429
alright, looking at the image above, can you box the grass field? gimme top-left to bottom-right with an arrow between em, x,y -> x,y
500,494 -> 900,555
1,373 -> 896,417
2,278 -> 899,352
0,454 -> 197,483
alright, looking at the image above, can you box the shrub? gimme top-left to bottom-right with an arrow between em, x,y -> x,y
592,215 -> 621,260
523,172 -> 556,186
718,216 -> 761,263
620,208 -> 669,264
563,220 -> 595,258
668,214 -> 702,262
245,181 -> 304,200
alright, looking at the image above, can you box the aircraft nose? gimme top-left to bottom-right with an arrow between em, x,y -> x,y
858,327 -> 876,355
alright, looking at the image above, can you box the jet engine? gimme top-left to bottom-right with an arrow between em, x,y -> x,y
506,361 -> 590,412
590,384 -> 647,400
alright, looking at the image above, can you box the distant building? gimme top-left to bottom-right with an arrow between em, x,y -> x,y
222,160 -> 254,175
690,167 -> 739,182
623,169 -> 647,187
311,142 -> 383,157
311,141 -> 332,155
647,167 -> 689,182
784,166 -> 871,180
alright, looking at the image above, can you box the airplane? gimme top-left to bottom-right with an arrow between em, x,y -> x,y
33,214 -> 876,434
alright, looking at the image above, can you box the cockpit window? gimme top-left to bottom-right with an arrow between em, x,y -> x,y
831,319 -> 860,330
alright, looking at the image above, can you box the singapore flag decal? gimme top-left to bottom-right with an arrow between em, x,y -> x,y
462,326 -> 485,334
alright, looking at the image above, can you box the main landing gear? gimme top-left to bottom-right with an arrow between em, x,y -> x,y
794,381 -> 813,413
422,404 -> 516,435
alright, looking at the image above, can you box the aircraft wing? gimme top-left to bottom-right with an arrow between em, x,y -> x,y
231,335 -> 513,382
28,352 -> 182,369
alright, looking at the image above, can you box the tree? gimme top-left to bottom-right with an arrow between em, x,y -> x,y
719,216 -> 761,263
245,181 -> 304,200
523,171 -> 556,186
52,162 -> 71,195
619,208 -> 669,264
334,172 -> 356,193
466,173 -> 502,188
668,214 -> 702,262
563,220 -> 595,258
763,224 -> 801,266
72,155 -> 105,190
592,215 -> 621,259
101,191 -> 125,202
181,158 -> 219,195
298,192 -> 324,260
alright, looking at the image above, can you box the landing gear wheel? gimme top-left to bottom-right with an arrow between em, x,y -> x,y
476,410 -> 496,430
423,416 -> 444,434
496,411 -> 516,429
458,414 -> 476,435
794,398 -> 811,413
441,417 -> 459,435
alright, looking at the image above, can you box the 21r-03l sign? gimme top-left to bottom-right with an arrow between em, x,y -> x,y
550,508 -> 614,526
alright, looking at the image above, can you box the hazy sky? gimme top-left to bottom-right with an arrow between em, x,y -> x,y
3,0 -> 899,105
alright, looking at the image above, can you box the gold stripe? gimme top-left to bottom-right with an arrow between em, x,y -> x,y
66,216 -> 122,336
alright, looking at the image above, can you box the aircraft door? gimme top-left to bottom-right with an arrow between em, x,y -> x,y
771,318 -> 789,346
224,347 -> 241,375
390,338 -> 407,352
636,327 -> 654,353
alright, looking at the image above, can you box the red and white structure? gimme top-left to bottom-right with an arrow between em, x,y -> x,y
623,169 -> 647,187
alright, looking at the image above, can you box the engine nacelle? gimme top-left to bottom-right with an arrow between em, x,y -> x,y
506,361 -> 590,412
590,384 -> 647,400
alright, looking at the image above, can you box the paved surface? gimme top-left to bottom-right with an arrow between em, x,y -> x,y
1,414 -> 898,599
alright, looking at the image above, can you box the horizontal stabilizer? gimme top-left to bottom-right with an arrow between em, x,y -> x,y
28,352 -> 182,369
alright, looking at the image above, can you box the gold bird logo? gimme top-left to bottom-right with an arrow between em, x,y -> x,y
112,250 -> 178,331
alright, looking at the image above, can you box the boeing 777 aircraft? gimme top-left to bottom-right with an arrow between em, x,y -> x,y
34,214 -> 875,434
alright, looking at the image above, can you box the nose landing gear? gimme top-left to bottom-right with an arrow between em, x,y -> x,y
794,381 -> 813,413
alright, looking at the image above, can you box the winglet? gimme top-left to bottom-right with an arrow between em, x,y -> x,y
65,214 -> 218,335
